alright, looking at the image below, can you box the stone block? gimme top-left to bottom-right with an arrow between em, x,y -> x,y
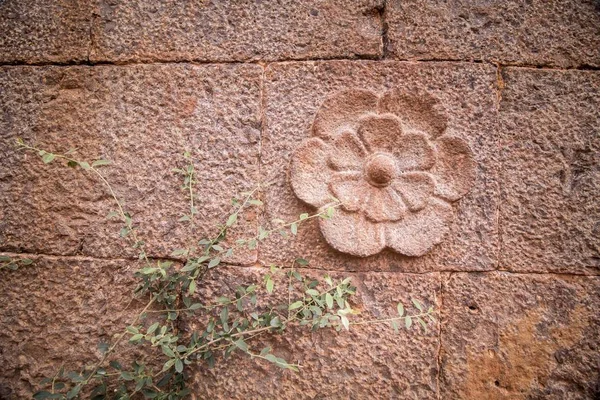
0,0 -> 92,64
499,68 -> 600,274
440,272 -> 600,399
260,61 -> 499,272
0,64 -> 262,262
90,0 -> 383,63
183,265 -> 441,399
0,254 -> 152,399
385,0 -> 600,68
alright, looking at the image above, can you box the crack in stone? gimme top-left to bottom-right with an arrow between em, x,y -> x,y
2,250 -> 598,276
0,58 -> 598,71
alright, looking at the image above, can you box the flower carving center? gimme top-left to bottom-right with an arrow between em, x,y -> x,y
364,154 -> 397,187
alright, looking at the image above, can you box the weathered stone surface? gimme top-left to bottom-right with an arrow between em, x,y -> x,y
386,0 -> 600,68
499,68 -> 600,274
0,64 -> 262,262
90,0 -> 383,63
260,61 -> 499,272
0,0 -> 92,64
289,89 -> 476,258
0,254 -> 152,399
185,265 -> 441,399
440,272 -> 600,399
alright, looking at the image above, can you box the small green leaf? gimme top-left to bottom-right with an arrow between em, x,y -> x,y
248,199 -> 263,206
260,346 -> 271,356
325,293 -> 334,309
327,206 -> 335,218
266,277 -> 274,293
299,213 -> 309,220
391,319 -> 399,334
189,303 -> 203,310
258,226 -> 269,240
175,358 -> 184,373
188,279 -> 196,295
226,213 -> 238,227
97,341 -> 109,354
417,317 -> 428,331
295,258 -> 309,266
162,345 -> 176,358
290,223 -> 298,235
41,153 -> 55,163
162,359 -> 175,372
405,316 -> 412,329
129,333 -> 144,342
288,301 -> 303,310
126,326 -> 139,334
340,315 -> 349,330
92,159 -> 111,167
234,339 -> 248,352
178,215 -> 191,222
170,248 -> 188,257
67,160 -> 78,168
181,263 -> 198,272
412,299 -> 424,312
79,161 -> 91,170
208,257 -> 220,269
305,289 -> 319,296
147,322 -> 159,334
397,302 -> 404,317
109,360 -> 122,370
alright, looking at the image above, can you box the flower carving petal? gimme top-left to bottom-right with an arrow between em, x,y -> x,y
328,132 -> 368,171
392,172 -> 435,212
385,198 -> 454,256
365,187 -> 407,222
431,136 -> 477,201
313,89 -> 379,139
357,114 -> 404,154
329,172 -> 370,212
289,138 -> 334,208
319,208 -> 385,257
394,133 -> 436,171
378,89 -> 448,139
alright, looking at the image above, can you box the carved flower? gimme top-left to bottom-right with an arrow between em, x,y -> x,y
289,89 -> 476,257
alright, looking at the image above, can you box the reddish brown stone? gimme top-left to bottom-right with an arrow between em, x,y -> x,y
0,254 -> 155,399
386,0 -> 600,68
184,266 -> 441,399
90,0 -> 383,63
260,61 -> 499,272
440,272 -> 600,399
499,68 -> 600,274
0,64 -> 262,263
0,0 -> 92,64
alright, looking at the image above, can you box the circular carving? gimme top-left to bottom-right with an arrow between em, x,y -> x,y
364,154 -> 396,187
289,89 -> 477,258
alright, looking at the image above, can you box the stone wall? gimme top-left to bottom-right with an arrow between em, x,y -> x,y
1,1 -> 599,399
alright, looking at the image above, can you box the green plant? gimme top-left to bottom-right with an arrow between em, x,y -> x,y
9,139 -> 436,400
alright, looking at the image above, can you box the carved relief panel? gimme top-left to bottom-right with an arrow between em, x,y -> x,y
289,89 -> 476,257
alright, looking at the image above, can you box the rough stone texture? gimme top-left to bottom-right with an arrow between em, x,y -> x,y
0,0 -> 93,64
90,0 -> 383,63
440,272 -> 600,399
0,64 -> 262,262
261,61 -> 499,273
184,266 -> 440,399
289,88 -> 476,257
499,68 -> 600,274
0,254 -> 155,399
386,0 -> 600,68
